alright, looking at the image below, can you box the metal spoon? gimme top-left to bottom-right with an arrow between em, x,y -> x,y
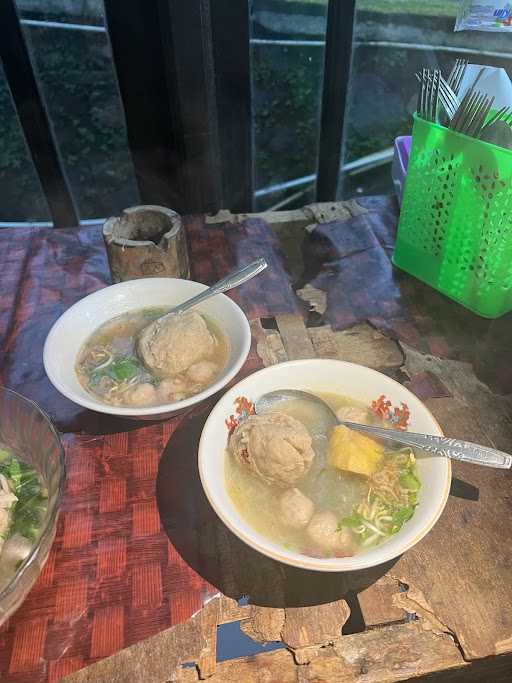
147,257 -> 268,328
256,389 -> 512,469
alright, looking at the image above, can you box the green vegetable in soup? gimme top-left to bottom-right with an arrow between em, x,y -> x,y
399,471 -> 421,492
337,447 -> 421,548
77,307 -> 228,408
338,513 -> 364,530
109,358 -> 140,382
390,506 -> 415,534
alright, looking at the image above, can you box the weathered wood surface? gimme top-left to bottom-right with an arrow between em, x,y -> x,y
63,316 -> 512,683
62,199 -> 512,682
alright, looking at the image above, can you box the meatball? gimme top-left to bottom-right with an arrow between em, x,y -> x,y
123,382 -> 157,406
306,511 -> 353,554
336,405 -> 369,425
279,488 -> 314,529
229,412 -> 315,487
187,361 -> 218,385
137,311 -> 215,377
157,376 -> 187,402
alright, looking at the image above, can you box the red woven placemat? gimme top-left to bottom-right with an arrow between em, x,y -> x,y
0,218 -> 298,682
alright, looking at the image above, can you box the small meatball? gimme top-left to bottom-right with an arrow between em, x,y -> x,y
123,382 -> 157,406
171,392 -> 187,402
157,377 -> 186,402
137,311 -> 215,376
229,412 -> 315,487
279,488 -> 314,529
306,511 -> 353,554
336,405 -> 369,424
187,361 -> 218,385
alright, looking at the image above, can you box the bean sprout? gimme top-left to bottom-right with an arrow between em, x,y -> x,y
93,351 -> 114,371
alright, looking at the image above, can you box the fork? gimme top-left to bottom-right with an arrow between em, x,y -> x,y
416,71 -> 459,120
417,68 -> 441,122
447,58 -> 468,96
454,92 -> 495,137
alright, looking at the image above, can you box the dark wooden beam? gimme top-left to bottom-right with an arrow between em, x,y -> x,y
0,0 -> 79,228
316,0 -> 356,202
210,0 -> 253,212
156,0 -> 224,214
106,0 -> 253,215
104,0 -> 185,210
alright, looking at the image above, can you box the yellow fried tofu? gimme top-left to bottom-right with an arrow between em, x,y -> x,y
328,425 -> 383,476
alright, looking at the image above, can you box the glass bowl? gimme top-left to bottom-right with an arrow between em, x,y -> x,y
0,386 -> 65,624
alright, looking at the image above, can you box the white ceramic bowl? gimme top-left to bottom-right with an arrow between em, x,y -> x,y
43,278 -> 251,420
199,359 -> 451,572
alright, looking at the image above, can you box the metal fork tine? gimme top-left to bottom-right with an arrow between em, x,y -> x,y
467,93 -> 489,136
416,72 -> 423,118
419,68 -> 426,119
433,70 -> 440,123
418,68 -> 425,119
470,67 -> 486,92
473,96 -> 494,138
467,95 -> 486,137
425,68 -> 431,121
417,70 -> 457,120
451,87 -> 473,131
462,92 -> 484,135
453,59 -> 468,95
451,67 -> 486,132
439,79 -> 458,116
447,59 -> 459,89
457,90 -> 480,133
421,70 -> 427,120
429,70 -> 437,122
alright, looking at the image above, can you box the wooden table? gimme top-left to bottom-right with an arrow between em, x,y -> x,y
0,197 -> 511,683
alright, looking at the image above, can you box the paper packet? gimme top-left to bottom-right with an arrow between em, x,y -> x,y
455,1 -> 512,32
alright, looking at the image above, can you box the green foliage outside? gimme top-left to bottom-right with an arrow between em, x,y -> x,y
0,1 -> 503,220
0,27 -> 138,221
282,0 -> 460,16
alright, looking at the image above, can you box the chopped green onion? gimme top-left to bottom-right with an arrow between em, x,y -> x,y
109,358 -> 140,382
390,506 -> 415,533
338,513 -> 363,530
6,458 -> 22,488
399,472 -> 421,492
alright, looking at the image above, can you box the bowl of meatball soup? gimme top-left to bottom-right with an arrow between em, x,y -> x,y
198,359 -> 451,571
44,278 -> 251,420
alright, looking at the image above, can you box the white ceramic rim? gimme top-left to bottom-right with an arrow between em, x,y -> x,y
42,279 -> 251,416
198,359 -> 452,572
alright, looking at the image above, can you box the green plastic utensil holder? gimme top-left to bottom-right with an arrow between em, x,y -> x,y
393,115 -> 512,318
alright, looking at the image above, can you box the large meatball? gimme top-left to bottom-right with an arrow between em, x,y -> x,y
306,511 -> 353,554
229,412 -> 315,487
279,488 -> 315,529
137,311 -> 215,377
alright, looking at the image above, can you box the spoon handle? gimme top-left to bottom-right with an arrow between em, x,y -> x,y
163,258 -> 268,319
343,421 -> 512,469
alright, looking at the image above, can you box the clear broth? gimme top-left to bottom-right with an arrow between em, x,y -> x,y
76,307 -> 229,407
225,393 -> 420,558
